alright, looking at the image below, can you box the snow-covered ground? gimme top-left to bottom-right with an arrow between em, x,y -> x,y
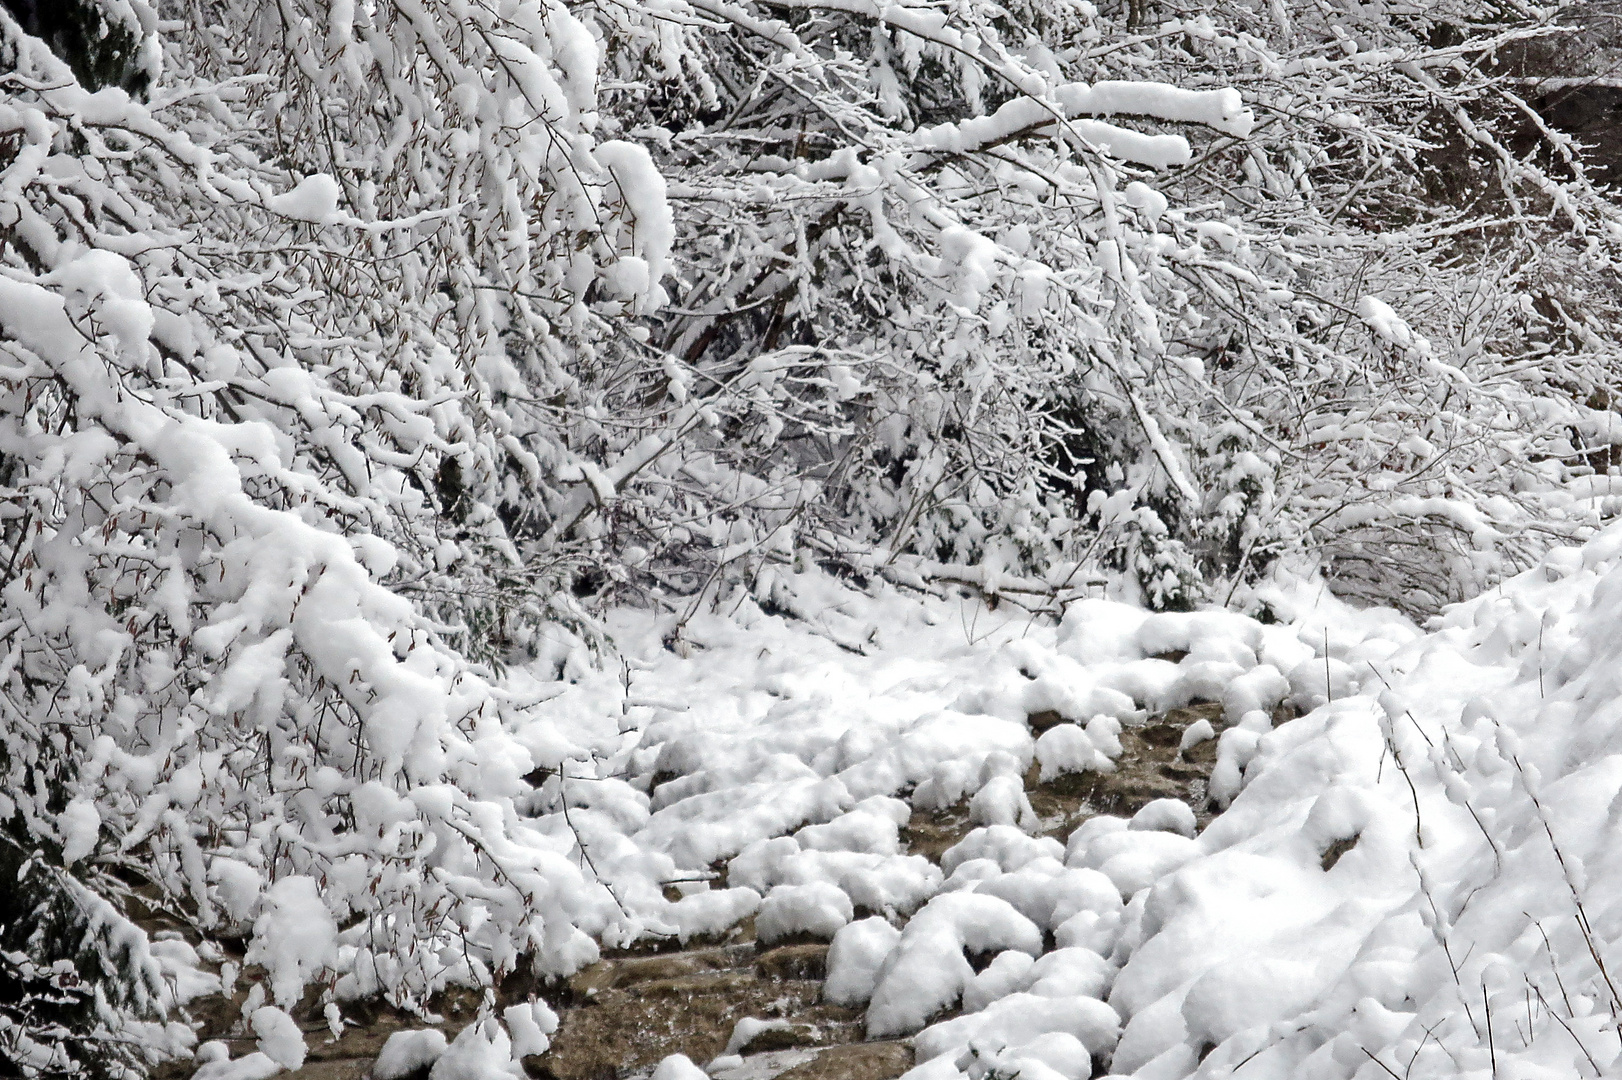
203,524 -> 1622,1080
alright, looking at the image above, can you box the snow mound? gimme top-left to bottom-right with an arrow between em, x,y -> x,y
373,1030 -> 448,1080
755,882 -> 854,944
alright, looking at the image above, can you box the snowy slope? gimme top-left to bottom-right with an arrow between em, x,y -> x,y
1100,530 -> 1622,1080
544,530 -> 1622,1080
192,524 -> 1622,1080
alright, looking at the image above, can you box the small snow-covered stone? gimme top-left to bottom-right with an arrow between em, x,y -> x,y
969,774 -> 1033,829
1207,728 -> 1263,808
866,893 -> 1043,1037
962,950 -> 1036,1012
1221,664 -> 1290,722
1085,714 -> 1123,758
1028,947 -> 1113,999
504,1000 -> 558,1059
373,1030 -> 448,1080
795,798 -> 907,854
1072,826 -> 1198,894
1287,655 -> 1357,710
913,992 -> 1121,1063
943,826 -> 1063,875
651,1053 -> 710,1080
755,882 -> 854,944
428,1021 -> 514,1080
730,841 -> 940,919
192,1051 -> 282,1080
1128,799 -> 1197,838
1065,815 -> 1128,867
825,916 -> 902,1006
1053,908 -> 1121,955
1177,719 -> 1214,755
722,1017 -> 792,1056
1035,725 -> 1100,781
940,857 -> 1005,893
1002,1032 -> 1093,1080
665,887 -> 761,944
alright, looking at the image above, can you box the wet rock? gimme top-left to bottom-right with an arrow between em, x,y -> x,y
1026,709 -> 1067,733
544,952 -> 861,1080
772,1041 -> 913,1080
901,805 -> 973,863
1320,834 -> 1359,871
754,944 -> 829,982
567,945 -> 755,999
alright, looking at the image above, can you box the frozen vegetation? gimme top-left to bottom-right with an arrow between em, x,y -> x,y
7,1 -> 1622,1079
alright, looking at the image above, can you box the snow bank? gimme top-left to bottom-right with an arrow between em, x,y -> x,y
1052,523 -> 1622,1078
563,562 -> 1572,1080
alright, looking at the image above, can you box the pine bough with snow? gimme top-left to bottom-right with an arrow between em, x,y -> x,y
2,0 -> 1622,1075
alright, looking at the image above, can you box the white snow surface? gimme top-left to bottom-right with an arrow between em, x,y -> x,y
509,534 -> 1622,1080
522,572 -> 1328,960
265,174 -> 342,223
250,1006 -> 306,1070
373,1030 -> 449,1080
170,526 -> 1622,1078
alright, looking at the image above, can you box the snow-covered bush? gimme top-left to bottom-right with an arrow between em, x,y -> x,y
612,0 -> 1622,614
0,1 -> 643,1069
178,0 -> 1622,625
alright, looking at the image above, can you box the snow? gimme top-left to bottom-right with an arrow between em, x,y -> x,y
206,859 -> 263,926
651,1055 -> 711,1080
139,942 -> 204,1008
55,249 -> 154,361
57,796 -> 100,865
962,951 -> 1035,1011
755,882 -> 854,943
18,1 -> 1622,1077
1035,725 -> 1103,781
250,1006 -> 305,1070
909,78 -> 1253,169
427,1020 -> 530,1080
866,892 -> 1044,1036
373,1030 -> 449,1080
825,916 -> 903,1006
722,1017 -> 792,1057
1127,799 -> 1196,838
595,140 -> 674,313
664,887 -> 763,944
243,876 -> 338,1007
504,1001 -> 558,1059
58,516 -> 1622,1079
265,174 -> 342,223
190,1050 -> 283,1080
912,993 -> 1121,1067
1176,719 -> 1213,754
942,828 -> 1063,876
